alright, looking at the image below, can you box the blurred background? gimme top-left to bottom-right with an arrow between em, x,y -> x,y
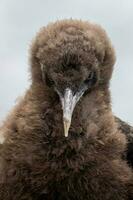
0,0 -> 133,125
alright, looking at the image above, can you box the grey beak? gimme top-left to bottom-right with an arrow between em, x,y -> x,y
57,87 -> 87,137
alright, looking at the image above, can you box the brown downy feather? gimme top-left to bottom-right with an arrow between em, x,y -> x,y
0,19 -> 133,200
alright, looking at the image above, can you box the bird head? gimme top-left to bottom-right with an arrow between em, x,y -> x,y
30,19 -> 116,137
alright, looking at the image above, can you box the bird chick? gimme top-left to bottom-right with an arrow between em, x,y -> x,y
0,19 -> 133,200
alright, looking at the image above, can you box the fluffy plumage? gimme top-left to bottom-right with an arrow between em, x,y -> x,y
0,19 -> 133,200
115,117 -> 133,167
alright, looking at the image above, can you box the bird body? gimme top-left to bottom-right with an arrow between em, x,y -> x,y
0,19 -> 133,200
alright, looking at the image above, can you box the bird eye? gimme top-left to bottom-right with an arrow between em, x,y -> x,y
84,71 -> 94,83
84,71 -> 97,86
45,73 -> 55,87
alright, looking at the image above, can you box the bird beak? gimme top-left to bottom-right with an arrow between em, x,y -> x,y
57,87 -> 86,137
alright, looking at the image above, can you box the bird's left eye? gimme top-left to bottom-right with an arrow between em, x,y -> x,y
84,71 -> 97,86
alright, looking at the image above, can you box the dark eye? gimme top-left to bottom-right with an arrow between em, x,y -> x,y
84,71 -> 97,86
45,73 -> 55,87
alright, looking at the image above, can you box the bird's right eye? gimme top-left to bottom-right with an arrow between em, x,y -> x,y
45,74 -> 55,87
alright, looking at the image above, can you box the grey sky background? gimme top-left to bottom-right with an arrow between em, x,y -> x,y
0,0 -> 133,125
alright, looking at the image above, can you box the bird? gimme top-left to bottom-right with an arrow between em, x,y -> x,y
0,19 -> 133,200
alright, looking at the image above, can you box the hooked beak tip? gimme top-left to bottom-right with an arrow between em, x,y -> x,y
63,118 -> 71,137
